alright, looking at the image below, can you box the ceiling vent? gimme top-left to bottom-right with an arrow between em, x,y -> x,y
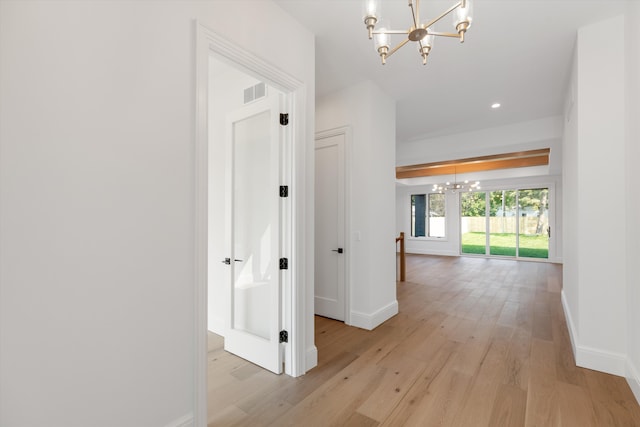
244,82 -> 266,104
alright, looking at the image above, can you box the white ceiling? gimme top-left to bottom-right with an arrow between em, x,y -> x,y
275,0 -> 629,142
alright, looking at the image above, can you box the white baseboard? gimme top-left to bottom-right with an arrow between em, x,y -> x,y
350,300 -> 398,331
165,413 -> 193,427
405,248 -> 458,257
561,290 -> 626,377
575,345 -> 627,376
626,360 -> 640,405
207,317 -> 225,337
306,345 -> 318,372
561,290 -> 578,357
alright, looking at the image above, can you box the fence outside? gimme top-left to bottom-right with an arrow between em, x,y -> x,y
461,216 -> 548,235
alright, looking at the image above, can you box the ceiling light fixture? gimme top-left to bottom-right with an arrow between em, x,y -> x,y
491,102 -> 501,109
363,0 -> 473,65
432,168 -> 480,193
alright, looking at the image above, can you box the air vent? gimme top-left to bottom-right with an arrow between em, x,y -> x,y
243,82 -> 267,104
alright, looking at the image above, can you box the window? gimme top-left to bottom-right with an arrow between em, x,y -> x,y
411,193 -> 446,238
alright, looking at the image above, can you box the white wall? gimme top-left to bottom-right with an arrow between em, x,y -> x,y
316,81 -> 398,330
0,1 -> 314,426
562,48 -> 580,344
397,115 -> 565,175
562,14 -> 628,377
625,1 -> 640,403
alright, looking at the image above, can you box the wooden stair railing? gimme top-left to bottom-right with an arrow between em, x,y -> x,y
396,232 -> 406,282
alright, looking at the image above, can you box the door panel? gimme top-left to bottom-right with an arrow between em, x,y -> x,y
460,191 -> 487,255
489,190 -> 517,257
315,134 -> 345,321
224,95 -> 282,374
517,188 -> 549,259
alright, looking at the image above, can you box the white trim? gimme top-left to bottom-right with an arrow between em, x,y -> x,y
315,126 -> 351,325
165,413 -> 194,427
350,300 -> 399,331
562,290 -> 627,377
194,21 -> 210,427
207,317 -> 225,337
575,345 -> 627,377
561,290 -> 578,358
626,360 -> 640,405
306,345 -> 318,371
405,248 -> 459,257
194,21 -> 309,427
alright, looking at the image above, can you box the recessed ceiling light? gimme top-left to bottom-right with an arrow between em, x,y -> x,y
491,103 -> 501,109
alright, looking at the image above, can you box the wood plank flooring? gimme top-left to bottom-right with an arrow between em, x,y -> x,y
207,254 -> 640,426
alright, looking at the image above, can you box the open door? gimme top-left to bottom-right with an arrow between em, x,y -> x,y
223,94 -> 283,374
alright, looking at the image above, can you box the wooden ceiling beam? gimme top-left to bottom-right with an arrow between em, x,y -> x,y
395,148 -> 550,179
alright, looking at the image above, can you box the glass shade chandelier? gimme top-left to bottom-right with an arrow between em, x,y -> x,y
363,0 -> 473,65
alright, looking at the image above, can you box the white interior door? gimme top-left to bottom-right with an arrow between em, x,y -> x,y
223,95 -> 283,374
314,133 -> 346,321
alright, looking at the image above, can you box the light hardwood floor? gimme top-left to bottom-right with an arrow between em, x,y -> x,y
207,254 -> 640,426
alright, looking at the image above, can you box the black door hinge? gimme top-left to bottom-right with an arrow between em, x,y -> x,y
279,330 -> 288,343
280,113 -> 289,126
279,185 -> 289,197
279,258 -> 288,270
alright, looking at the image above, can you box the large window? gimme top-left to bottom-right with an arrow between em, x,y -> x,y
460,188 -> 549,259
411,193 -> 446,238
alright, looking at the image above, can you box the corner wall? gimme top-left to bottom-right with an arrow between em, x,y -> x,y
625,1 -> 640,403
562,14 -> 628,377
316,81 -> 398,330
0,1 -> 315,426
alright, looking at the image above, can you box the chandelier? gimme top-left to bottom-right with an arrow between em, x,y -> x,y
432,169 -> 480,193
363,0 -> 473,65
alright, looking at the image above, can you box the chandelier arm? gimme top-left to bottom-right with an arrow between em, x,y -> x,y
372,30 -> 410,35
423,1 -> 462,29
429,31 -> 462,38
387,38 -> 411,58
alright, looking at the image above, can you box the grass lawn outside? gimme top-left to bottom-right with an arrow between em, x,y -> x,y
461,232 -> 549,259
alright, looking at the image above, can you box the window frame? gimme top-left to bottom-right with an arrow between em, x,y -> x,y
410,192 -> 447,240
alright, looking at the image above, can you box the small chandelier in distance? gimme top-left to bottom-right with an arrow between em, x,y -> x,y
432,169 -> 480,194
432,180 -> 480,194
363,0 -> 473,65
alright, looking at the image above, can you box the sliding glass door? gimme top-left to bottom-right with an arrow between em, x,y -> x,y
460,188 -> 549,259
489,190 -> 517,256
460,192 -> 486,255
517,188 -> 549,259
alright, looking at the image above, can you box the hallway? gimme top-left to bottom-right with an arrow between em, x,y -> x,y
207,255 -> 640,426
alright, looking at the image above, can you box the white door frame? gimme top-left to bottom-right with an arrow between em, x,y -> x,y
315,126 -> 351,325
194,22 -> 309,426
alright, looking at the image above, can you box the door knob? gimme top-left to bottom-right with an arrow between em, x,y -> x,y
221,258 -> 231,265
331,248 -> 344,254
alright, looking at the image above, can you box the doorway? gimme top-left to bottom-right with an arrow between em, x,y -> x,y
195,22 -> 313,426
